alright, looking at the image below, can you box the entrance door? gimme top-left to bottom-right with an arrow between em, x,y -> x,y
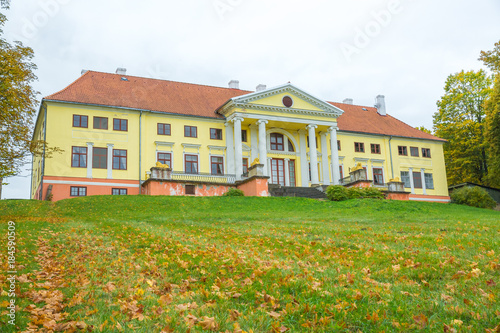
271,159 -> 285,185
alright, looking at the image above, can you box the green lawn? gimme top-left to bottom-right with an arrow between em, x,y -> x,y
0,196 -> 499,332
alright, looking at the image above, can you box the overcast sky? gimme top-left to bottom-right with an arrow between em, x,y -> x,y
2,0 -> 499,199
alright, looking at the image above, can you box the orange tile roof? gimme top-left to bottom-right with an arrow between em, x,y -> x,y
45,71 -> 444,142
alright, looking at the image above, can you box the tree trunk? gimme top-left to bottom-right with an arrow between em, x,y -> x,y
0,178 -> 3,200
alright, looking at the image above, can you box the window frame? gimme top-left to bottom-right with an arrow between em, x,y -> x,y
157,152 -> 172,167
242,158 -> 249,176
400,171 -> 410,188
157,123 -> 171,136
398,146 -> 408,156
70,186 -> 87,197
92,147 -> 108,169
93,116 -> 108,130
370,143 -> 381,154
184,154 -> 199,174
410,147 -> 419,157
422,148 -> 431,158
354,142 -> 365,153
210,128 -> 223,140
184,125 -> 198,138
337,140 -> 341,151
413,171 -> 423,189
112,188 -> 128,195
112,149 -> 127,170
71,146 -> 87,168
373,167 -> 384,185
424,173 -> 434,189
210,156 -> 224,175
241,129 -> 248,142
270,133 -> 285,151
73,115 -> 88,128
113,118 -> 128,132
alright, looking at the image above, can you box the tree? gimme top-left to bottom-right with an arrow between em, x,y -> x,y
415,126 -> 432,134
433,70 -> 492,186
1,2 -> 37,197
480,41 -> 500,188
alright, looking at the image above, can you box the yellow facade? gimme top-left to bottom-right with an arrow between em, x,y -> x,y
31,78 -> 449,201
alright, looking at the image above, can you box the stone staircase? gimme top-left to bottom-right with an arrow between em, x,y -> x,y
269,184 -> 328,199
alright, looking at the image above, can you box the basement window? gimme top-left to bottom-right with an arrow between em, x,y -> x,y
185,185 -> 195,195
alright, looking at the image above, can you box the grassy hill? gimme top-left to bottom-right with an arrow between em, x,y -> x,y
0,196 -> 499,332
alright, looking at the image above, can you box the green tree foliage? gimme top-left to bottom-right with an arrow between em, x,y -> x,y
415,126 -> 432,134
480,41 -> 500,188
433,70 -> 492,186
0,6 -> 39,189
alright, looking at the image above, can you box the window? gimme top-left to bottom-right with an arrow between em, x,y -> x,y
307,136 -> 318,148
184,126 -> 197,138
185,185 -> 196,195
354,142 -> 365,153
211,156 -> 224,175
185,155 -> 198,174
70,186 -> 87,197
413,171 -> 422,189
401,171 -> 410,188
112,188 -> 127,195
210,128 -> 223,140
93,117 -> 108,129
113,149 -> 127,170
410,147 -> 419,157
288,139 -> 294,152
270,133 -> 284,151
93,147 -> 107,169
242,158 -> 248,176
337,140 -> 341,151
398,146 -> 408,156
373,168 -> 384,185
422,148 -> 431,158
289,160 -> 296,187
158,123 -> 171,135
71,146 -> 87,168
73,115 -> 88,128
370,144 -> 381,154
339,165 -> 343,179
424,173 -> 434,189
113,118 -> 128,131
241,130 -> 247,142
157,152 -> 171,167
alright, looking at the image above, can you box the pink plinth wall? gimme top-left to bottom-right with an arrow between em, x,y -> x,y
347,180 -> 373,188
236,177 -> 269,196
386,192 -> 410,201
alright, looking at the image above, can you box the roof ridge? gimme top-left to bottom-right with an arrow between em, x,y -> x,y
44,70 -> 92,99
81,70 -> 254,93
329,101 -> 377,109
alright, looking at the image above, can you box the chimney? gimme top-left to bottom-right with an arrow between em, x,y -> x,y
343,98 -> 353,105
81,69 -> 88,75
228,80 -> 239,89
256,84 -> 266,92
116,67 -> 127,75
375,95 -> 386,116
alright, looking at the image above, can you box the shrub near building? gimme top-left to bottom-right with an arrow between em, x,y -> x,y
450,186 -> 496,209
326,185 -> 384,201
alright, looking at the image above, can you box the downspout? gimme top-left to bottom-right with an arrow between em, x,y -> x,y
388,136 -> 394,179
139,110 -> 143,192
30,153 -> 34,199
40,103 -> 48,200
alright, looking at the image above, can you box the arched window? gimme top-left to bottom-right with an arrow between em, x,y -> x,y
288,139 -> 294,152
270,133 -> 284,151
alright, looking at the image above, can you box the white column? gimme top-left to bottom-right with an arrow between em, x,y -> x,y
409,167 -> 415,194
86,142 -> 93,178
233,117 -> 243,180
257,120 -> 268,176
298,130 -> 308,187
421,168 -> 427,195
107,144 -> 114,179
267,157 -> 272,181
320,132 -> 330,185
329,127 -> 340,185
284,158 -> 290,187
249,124 -> 259,163
307,125 -> 319,186
225,122 -> 235,175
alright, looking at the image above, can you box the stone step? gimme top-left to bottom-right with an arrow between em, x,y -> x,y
269,185 -> 328,199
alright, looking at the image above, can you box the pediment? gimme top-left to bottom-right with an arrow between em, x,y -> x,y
217,83 -> 344,118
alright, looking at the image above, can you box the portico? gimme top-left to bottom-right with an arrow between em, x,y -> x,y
218,83 -> 343,187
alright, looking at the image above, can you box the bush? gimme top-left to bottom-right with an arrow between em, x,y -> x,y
326,185 -> 349,201
223,188 -> 245,197
450,186 -> 496,209
326,186 -> 384,201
